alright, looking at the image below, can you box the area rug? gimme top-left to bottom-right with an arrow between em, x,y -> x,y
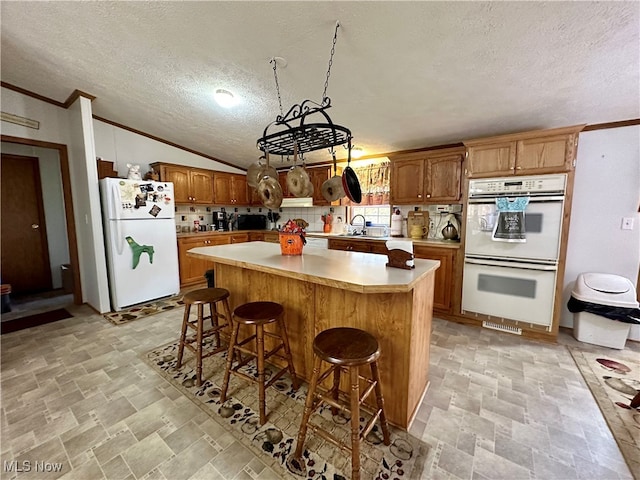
145,340 -> 429,479
1,308 -> 72,334
568,347 -> 640,479
103,295 -> 183,325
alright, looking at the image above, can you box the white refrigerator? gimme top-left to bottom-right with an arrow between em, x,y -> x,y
100,178 -> 180,311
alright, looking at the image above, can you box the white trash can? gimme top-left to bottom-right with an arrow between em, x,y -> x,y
571,273 -> 639,349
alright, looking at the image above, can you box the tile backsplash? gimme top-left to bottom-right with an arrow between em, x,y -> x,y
175,203 -> 462,238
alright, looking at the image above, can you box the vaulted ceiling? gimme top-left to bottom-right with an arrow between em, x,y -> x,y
1,1 -> 638,169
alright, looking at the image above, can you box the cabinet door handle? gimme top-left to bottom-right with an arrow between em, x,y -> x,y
426,194 -> 431,198
516,166 -> 522,170
417,194 -> 422,198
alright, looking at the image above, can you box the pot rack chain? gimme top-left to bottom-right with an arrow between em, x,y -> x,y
321,21 -> 340,105
270,57 -> 284,118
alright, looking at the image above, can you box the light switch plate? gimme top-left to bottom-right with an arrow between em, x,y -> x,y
621,217 -> 634,230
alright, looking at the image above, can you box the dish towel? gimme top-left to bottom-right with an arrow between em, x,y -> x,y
492,196 -> 529,242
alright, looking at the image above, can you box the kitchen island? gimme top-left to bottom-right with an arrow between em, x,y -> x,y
187,241 -> 440,428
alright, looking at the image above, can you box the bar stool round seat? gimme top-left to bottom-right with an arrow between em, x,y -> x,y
293,327 -> 391,480
313,327 -> 380,366
234,301 -> 283,325
176,287 -> 233,387
220,301 -> 299,425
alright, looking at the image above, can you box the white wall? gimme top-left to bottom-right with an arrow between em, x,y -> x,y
1,88 -> 70,143
563,126 -> 640,329
93,120 -> 244,176
0,142 -> 70,288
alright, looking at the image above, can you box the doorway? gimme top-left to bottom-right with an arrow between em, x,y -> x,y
1,135 -> 81,319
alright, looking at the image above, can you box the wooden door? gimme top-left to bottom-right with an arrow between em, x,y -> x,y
160,165 -> 191,203
425,154 -> 463,202
465,142 -> 516,178
1,154 -> 52,294
213,173 -> 232,204
516,134 -> 575,174
390,159 -> 424,204
190,169 -> 214,204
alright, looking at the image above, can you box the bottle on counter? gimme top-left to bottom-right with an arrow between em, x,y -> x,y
193,220 -> 200,232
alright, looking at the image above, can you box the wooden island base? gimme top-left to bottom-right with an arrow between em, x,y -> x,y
212,261 -> 435,428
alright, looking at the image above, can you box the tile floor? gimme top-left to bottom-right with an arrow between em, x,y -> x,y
1,298 -> 637,480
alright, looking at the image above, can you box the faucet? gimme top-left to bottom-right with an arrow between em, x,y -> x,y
350,214 -> 367,235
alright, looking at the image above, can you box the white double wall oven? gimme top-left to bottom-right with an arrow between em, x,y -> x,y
462,174 -> 567,330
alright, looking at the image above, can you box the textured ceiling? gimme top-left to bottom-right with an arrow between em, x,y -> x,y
1,1 -> 638,170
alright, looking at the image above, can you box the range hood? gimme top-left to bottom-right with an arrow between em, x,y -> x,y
280,197 -> 314,208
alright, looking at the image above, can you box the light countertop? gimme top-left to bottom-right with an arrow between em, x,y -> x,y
177,230 -> 460,248
305,231 -> 461,248
187,241 -> 440,294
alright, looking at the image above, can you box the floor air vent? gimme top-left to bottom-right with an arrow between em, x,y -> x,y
482,321 -> 522,335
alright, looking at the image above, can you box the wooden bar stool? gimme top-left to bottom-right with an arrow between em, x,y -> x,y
293,327 -> 391,480
220,301 -> 299,425
176,287 -> 233,387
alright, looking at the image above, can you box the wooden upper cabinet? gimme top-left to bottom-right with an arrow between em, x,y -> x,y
213,172 -> 249,205
278,171 -> 293,198
465,142 -> 515,178
464,125 -> 585,178
307,167 -> 337,206
213,173 -> 232,204
390,147 -> 463,204
426,153 -> 463,202
516,134 -> 577,174
152,163 -> 211,204
189,169 -> 214,204
390,159 -> 424,204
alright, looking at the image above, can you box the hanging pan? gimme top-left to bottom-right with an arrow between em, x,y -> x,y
286,144 -> 312,197
321,150 -> 345,202
341,142 -> 361,203
257,151 -> 283,209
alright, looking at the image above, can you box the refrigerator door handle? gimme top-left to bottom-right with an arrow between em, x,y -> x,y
111,182 -> 122,221
111,182 -> 126,254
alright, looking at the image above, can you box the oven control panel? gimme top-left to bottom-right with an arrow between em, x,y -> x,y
468,174 -> 566,196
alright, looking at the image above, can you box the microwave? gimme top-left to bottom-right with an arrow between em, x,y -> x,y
237,214 -> 267,230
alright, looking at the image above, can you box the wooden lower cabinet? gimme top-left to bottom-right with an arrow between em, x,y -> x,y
327,238 -> 389,254
328,239 -> 456,314
177,235 -> 229,286
178,233 -> 252,286
264,232 -> 280,243
413,245 -> 455,314
230,233 -> 249,243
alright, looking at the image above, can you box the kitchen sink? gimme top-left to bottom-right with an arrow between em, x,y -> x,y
336,233 -> 390,240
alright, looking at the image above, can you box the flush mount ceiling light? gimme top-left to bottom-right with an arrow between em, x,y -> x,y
257,21 -> 353,160
214,88 -> 237,108
351,147 -> 364,159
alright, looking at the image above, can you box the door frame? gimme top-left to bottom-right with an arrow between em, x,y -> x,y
1,135 -> 82,305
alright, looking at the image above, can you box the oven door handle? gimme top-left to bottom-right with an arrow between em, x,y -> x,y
464,257 -> 558,271
468,195 -> 564,204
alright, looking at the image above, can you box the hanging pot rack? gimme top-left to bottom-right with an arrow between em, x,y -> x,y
257,99 -> 352,158
256,21 -> 353,160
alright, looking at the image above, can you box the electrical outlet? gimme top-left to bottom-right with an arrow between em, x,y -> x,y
622,217 -> 634,230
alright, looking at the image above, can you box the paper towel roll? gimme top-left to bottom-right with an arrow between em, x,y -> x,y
385,240 -> 414,267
